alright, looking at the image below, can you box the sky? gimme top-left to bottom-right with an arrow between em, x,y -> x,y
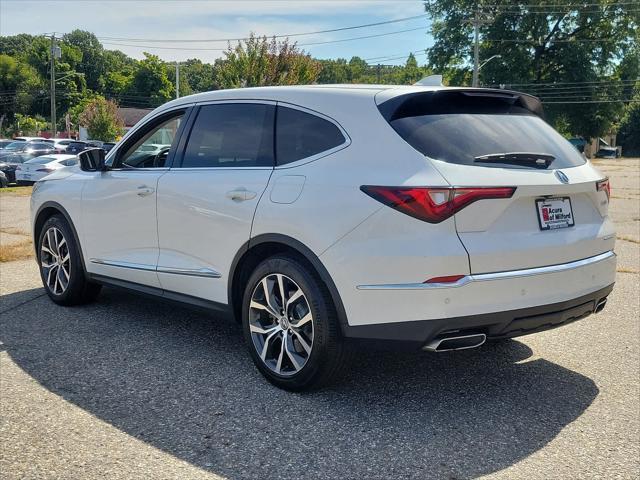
0,0 -> 433,65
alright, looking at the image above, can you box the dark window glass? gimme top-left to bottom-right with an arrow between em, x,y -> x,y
276,106 -> 345,165
181,104 -> 274,168
384,92 -> 585,169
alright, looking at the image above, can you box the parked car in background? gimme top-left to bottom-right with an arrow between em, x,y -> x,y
0,170 -> 7,188
15,154 -> 78,184
102,142 -> 117,153
0,139 -> 15,150
595,138 -> 619,158
13,136 -> 46,142
43,138 -> 74,153
65,141 -> 89,155
30,85 -> 616,390
0,141 -> 55,159
0,141 -> 56,183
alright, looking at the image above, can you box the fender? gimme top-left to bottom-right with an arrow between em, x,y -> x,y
33,201 -> 88,274
228,233 -> 350,332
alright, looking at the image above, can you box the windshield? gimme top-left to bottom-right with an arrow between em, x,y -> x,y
25,156 -> 56,164
5,142 -> 26,151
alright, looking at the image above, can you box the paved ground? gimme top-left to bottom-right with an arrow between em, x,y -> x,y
1,160 -> 638,479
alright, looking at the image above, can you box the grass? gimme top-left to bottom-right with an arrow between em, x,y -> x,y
0,238 -> 33,262
617,235 -> 640,244
617,267 -> 640,274
0,186 -> 33,196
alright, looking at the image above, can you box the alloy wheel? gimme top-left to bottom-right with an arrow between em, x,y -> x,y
40,227 -> 71,295
248,273 -> 314,376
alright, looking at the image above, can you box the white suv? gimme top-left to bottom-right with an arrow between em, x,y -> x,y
31,85 -> 616,390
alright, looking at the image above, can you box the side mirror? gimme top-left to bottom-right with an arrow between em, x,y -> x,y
78,148 -> 106,172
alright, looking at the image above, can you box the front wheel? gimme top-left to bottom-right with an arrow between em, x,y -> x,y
242,255 -> 349,391
37,214 -> 102,305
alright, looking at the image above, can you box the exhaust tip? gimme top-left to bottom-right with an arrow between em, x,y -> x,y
423,333 -> 487,352
595,298 -> 607,313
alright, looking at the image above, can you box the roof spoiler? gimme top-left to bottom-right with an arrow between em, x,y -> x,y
378,88 -> 545,121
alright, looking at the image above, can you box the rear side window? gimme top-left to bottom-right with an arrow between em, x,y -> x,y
382,91 -> 586,169
181,103 -> 275,168
276,106 -> 345,165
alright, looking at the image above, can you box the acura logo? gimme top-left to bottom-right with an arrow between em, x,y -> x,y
555,170 -> 569,184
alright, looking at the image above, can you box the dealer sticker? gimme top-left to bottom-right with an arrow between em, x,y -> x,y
536,197 -> 575,230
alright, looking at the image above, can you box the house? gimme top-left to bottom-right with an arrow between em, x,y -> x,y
118,107 -> 153,132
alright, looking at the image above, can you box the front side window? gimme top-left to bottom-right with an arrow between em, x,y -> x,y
276,106 -> 346,165
115,111 -> 184,168
181,103 -> 274,168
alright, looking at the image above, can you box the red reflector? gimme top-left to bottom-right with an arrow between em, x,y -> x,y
425,275 -> 466,284
596,178 -> 610,200
360,186 -> 516,223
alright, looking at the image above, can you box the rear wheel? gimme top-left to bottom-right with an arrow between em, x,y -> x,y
37,214 -> 102,305
242,255 -> 348,391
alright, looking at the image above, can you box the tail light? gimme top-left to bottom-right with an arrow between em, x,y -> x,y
36,168 -> 54,173
360,186 -> 516,223
596,178 -> 610,200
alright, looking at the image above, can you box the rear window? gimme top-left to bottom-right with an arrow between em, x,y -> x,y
381,91 -> 586,169
276,106 -> 346,165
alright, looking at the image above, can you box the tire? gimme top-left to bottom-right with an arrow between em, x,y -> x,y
241,254 -> 349,391
37,214 -> 102,306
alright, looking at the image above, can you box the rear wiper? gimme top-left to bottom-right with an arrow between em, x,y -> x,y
474,152 -> 555,169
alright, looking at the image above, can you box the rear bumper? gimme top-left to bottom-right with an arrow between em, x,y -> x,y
343,283 -> 614,347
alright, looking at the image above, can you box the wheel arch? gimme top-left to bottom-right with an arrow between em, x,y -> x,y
33,201 -> 87,273
228,233 -> 349,332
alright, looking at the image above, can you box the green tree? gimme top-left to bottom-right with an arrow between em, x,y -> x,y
617,93 -> 640,156
0,54 -> 43,123
62,30 -> 106,91
422,0 -> 639,138
217,34 -> 320,88
78,97 -> 124,141
127,53 -> 174,106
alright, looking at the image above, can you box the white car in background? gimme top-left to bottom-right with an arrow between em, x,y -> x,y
30,85 -> 616,391
43,138 -> 74,153
16,154 -> 77,184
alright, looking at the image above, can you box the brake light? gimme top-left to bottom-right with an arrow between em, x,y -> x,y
596,178 -> 610,200
425,275 -> 466,284
360,186 -> 516,223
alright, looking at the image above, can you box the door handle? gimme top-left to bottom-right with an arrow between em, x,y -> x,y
226,188 -> 257,201
137,185 -> 155,197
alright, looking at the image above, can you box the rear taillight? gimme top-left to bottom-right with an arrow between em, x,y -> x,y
596,178 -> 610,201
360,186 -> 516,223
36,168 -> 54,173
425,275 -> 466,284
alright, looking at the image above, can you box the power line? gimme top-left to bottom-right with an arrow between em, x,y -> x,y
95,13 -> 428,43
100,25 -> 429,52
542,99 -> 639,104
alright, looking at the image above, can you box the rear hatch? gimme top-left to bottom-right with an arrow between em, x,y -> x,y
378,89 -> 614,273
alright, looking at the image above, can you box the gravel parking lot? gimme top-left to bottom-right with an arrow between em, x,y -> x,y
1,160 -> 638,479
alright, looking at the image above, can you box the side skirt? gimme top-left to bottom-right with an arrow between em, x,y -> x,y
87,273 -> 233,319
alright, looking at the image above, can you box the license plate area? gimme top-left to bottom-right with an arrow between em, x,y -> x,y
536,197 -> 574,230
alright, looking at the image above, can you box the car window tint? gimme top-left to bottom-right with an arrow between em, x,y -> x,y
276,106 -> 345,165
117,112 -> 184,169
181,103 -> 274,168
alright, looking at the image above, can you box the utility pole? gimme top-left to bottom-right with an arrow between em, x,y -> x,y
175,61 -> 180,99
376,64 -> 381,83
50,35 -> 56,135
472,11 -> 480,87
470,9 -> 492,87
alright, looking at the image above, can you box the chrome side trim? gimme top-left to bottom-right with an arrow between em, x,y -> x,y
356,251 -> 616,290
90,259 -> 221,278
156,266 -> 221,278
90,258 -> 156,272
